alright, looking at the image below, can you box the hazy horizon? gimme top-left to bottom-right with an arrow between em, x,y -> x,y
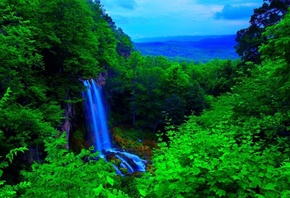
132,34 -> 236,42
100,0 -> 262,39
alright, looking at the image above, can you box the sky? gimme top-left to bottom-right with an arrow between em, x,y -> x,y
100,0 -> 263,40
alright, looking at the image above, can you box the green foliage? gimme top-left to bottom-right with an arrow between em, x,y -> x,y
235,0 -> 290,63
1,0 -> 290,197
196,93 -> 234,128
260,8 -> 290,64
0,88 -> 11,109
136,113 -> 290,197
0,0 -> 131,189
0,147 -> 29,198
194,59 -> 241,96
22,133 -> 129,198
259,8 -> 290,105
229,10 -> 290,142
0,0 -> 43,101
134,13 -> 290,197
107,53 -> 210,131
112,54 -> 242,132
115,27 -> 134,57
0,88 -> 34,197
164,62 -> 190,97
88,2 -> 121,69
0,103 -> 61,152
34,0 -> 100,76
135,12 -> 290,194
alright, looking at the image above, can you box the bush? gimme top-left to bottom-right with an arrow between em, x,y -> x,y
136,115 -> 290,197
21,133 -> 129,198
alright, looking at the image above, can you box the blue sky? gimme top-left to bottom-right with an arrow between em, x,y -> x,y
100,0 -> 263,40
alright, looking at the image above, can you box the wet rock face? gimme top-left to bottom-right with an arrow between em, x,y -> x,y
61,96 -> 74,149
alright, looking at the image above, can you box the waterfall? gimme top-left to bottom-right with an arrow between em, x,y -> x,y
83,79 -> 146,174
82,79 -> 111,152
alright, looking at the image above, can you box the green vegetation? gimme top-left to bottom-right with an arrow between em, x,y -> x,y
0,0 -> 290,197
235,0 -> 290,64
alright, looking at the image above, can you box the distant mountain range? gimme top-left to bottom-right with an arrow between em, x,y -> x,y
133,35 -> 239,62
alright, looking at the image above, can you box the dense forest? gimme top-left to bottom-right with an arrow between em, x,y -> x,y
1,0 -> 290,197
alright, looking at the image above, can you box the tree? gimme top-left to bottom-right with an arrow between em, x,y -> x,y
194,59 -> 240,96
114,27 -> 134,57
0,0 -> 63,155
258,8 -> 290,138
260,7 -> 290,65
88,2 -> 120,69
235,0 -> 290,64
131,65 -> 166,131
36,0 -> 100,76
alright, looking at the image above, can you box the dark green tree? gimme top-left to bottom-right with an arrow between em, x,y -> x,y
235,0 -> 290,64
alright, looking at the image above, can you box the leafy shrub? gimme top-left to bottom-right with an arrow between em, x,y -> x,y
21,133 -> 129,198
136,114 -> 290,197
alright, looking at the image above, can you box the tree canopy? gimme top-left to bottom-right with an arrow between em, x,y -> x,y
235,0 -> 290,64
1,0 -> 290,197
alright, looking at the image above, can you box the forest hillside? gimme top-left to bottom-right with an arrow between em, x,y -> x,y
0,0 -> 290,197
134,35 -> 239,62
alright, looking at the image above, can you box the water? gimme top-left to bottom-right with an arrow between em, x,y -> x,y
83,80 -> 111,152
116,155 -> 134,173
83,79 -> 146,174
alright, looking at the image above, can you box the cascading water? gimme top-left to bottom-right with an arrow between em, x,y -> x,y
82,79 -> 146,174
82,80 -> 111,152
